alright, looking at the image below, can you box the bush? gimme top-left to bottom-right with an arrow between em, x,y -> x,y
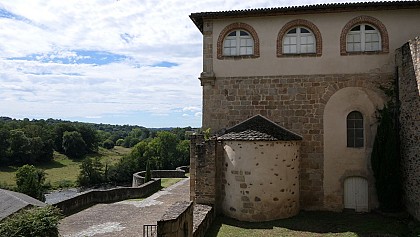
77,157 -> 105,187
62,131 -> 87,159
0,206 -> 62,237
102,139 -> 115,149
115,138 -> 124,146
15,165 -> 47,201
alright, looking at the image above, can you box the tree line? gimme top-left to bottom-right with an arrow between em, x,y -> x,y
0,117 -> 193,167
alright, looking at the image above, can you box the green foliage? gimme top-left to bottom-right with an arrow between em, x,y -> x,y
203,128 -> 211,140
102,139 -> 115,149
15,165 -> 47,201
115,138 -> 124,146
108,132 -> 190,184
62,131 -> 87,159
371,105 -> 402,211
145,160 -> 151,182
77,157 -> 105,187
0,206 -> 62,237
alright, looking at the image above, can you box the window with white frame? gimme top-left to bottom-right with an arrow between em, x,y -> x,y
346,24 -> 381,52
283,27 -> 316,54
347,111 -> 364,148
223,30 -> 253,56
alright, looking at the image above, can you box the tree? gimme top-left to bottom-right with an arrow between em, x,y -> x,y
176,140 -> 190,167
76,124 -> 99,153
0,127 -> 10,165
102,139 -> 115,149
8,129 -> 31,165
62,131 -> 87,159
144,160 -> 151,182
53,123 -> 76,152
371,105 -> 402,211
15,165 -> 47,201
0,206 -> 62,237
77,157 -> 105,187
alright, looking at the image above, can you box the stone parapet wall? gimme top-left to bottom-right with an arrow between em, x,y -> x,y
193,204 -> 214,237
190,135 -> 218,205
54,179 -> 161,215
201,73 -> 391,209
157,201 -> 193,237
396,37 -> 420,221
132,170 -> 187,187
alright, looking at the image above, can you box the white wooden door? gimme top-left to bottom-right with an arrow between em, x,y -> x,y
344,177 -> 368,212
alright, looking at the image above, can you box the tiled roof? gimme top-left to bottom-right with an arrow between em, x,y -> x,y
0,189 -> 46,220
190,1 -> 420,32
218,114 -> 302,141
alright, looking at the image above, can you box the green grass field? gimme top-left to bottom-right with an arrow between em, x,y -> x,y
0,146 -> 131,190
206,211 -> 420,237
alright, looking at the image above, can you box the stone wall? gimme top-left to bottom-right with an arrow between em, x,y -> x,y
193,204 -> 214,237
221,140 -> 300,221
396,36 -> 420,221
157,201 -> 193,237
201,73 -> 391,209
132,170 -> 187,187
54,179 -> 161,215
190,135 -> 218,206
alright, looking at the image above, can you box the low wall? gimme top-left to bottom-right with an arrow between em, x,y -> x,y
133,170 -> 187,187
193,204 -> 214,237
54,179 -> 161,215
176,166 -> 190,173
157,201 -> 193,237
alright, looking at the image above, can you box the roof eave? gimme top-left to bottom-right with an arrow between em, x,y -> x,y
190,1 -> 420,33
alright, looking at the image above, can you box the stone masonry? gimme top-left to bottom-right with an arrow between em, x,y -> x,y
396,37 -> 420,220
200,73 -> 391,210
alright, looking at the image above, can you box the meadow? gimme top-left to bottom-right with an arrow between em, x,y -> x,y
0,146 -> 131,190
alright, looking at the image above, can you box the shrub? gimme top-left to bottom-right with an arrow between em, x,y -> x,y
115,138 -> 124,146
102,139 -> 115,149
0,206 -> 62,237
77,157 -> 105,187
15,165 -> 47,201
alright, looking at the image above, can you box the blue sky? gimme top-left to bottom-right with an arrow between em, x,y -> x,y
0,0 -> 382,128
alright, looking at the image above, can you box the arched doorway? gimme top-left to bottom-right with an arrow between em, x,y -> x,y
344,176 -> 368,212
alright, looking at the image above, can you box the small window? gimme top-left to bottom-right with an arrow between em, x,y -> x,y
346,24 -> 381,52
223,30 -> 254,56
283,27 -> 316,54
347,111 -> 364,148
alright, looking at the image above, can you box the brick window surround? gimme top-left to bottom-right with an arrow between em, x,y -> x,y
217,22 -> 260,60
277,19 -> 322,57
340,15 -> 389,55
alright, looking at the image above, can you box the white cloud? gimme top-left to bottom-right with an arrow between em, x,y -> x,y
0,0 -> 387,126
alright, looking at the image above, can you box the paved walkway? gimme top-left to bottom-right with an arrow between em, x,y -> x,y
59,178 -> 190,237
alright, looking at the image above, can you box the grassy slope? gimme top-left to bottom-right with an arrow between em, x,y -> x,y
206,211 -> 420,237
0,146 -> 131,190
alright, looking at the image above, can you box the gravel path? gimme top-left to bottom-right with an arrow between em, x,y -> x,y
59,178 -> 190,237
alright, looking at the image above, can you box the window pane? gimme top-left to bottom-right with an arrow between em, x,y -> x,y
355,120 -> 363,128
284,45 -> 290,54
300,28 -> 310,33
351,25 -> 361,31
240,31 -> 249,36
365,25 -> 375,31
355,138 -> 364,147
228,31 -> 236,36
287,28 -> 297,34
290,45 -> 297,53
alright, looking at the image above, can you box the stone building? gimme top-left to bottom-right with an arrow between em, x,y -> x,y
189,1 -> 420,221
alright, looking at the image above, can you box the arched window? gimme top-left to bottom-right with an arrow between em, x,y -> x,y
346,24 -> 381,52
347,111 -> 364,148
283,27 -> 316,54
217,22 -> 260,59
277,19 -> 322,57
223,30 -> 254,56
340,16 -> 389,55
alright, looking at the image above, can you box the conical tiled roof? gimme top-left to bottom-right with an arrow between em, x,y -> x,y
218,115 -> 302,141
